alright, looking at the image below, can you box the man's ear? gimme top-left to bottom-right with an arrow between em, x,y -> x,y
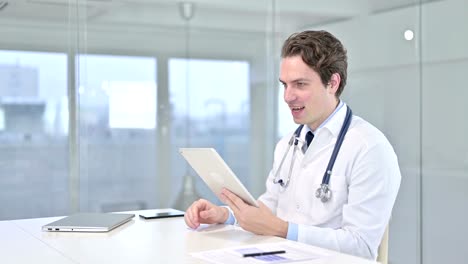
327,73 -> 341,94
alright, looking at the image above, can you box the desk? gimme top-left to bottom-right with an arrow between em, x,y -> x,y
1,209 -> 378,264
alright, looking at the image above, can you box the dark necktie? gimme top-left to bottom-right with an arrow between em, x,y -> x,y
306,131 -> 314,147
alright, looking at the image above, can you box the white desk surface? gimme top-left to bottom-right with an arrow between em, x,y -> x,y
1,209 -> 378,264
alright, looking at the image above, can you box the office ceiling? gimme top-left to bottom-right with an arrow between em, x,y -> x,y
1,0 -> 441,33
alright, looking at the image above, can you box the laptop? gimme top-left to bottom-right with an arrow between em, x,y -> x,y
42,213 -> 134,232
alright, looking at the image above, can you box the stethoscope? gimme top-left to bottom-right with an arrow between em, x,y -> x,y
272,106 -> 353,203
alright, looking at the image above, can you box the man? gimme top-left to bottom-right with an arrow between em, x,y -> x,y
184,30 -> 401,260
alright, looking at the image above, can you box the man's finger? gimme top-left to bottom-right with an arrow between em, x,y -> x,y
190,200 -> 206,224
189,205 -> 199,224
185,210 -> 198,229
257,200 -> 265,208
199,208 -> 215,219
220,192 -> 238,213
222,189 -> 247,210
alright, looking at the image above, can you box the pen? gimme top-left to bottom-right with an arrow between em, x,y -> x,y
242,250 -> 286,258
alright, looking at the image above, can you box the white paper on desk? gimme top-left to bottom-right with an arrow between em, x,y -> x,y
191,241 -> 333,264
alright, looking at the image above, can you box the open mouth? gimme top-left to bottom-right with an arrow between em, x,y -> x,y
290,106 -> 305,112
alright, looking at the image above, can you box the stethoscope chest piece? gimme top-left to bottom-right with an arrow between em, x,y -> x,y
315,184 -> 332,203
277,179 -> 290,189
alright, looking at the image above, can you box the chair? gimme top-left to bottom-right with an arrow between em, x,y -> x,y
376,225 -> 389,264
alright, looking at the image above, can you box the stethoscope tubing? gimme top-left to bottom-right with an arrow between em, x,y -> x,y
273,106 -> 353,202
272,124 -> 303,187
321,107 -> 352,185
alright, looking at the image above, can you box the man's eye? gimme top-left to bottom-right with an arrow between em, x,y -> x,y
297,82 -> 305,87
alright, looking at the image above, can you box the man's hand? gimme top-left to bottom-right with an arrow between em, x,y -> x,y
220,188 -> 288,238
184,199 -> 229,229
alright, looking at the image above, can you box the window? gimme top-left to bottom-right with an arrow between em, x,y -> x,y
169,58 -> 250,206
103,81 -> 156,129
0,50 -> 68,220
76,54 -> 158,212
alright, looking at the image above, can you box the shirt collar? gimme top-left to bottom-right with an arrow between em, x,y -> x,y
301,100 -> 347,139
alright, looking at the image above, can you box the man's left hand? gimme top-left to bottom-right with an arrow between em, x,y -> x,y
220,188 -> 288,238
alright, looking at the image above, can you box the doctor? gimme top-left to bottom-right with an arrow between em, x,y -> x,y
184,30 -> 401,260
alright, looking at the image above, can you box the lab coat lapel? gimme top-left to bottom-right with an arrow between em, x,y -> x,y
302,105 -> 348,164
302,131 -> 334,164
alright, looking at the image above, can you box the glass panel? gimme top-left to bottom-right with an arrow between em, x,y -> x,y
421,1 -> 468,263
77,54 -> 157,212
0,50 -> 68,220
276,1 -> 421,263
169,58 -> 250,209
73,0 -> 273,212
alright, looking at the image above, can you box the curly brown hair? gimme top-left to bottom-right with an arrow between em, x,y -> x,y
281,30 -> 348,97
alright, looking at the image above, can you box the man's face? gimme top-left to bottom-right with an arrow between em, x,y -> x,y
279,55 -> 338,130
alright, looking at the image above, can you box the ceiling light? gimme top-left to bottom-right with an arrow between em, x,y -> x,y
404,29 -> 414,41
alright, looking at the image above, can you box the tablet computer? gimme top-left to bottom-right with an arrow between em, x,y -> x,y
179,148 -> 259,207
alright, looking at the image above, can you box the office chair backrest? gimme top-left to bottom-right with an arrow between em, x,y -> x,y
377,225 -> 389,264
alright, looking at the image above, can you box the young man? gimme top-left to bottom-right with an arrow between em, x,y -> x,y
184,30 -> 401,260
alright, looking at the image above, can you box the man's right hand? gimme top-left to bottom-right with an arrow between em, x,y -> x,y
184,199 -> 229,229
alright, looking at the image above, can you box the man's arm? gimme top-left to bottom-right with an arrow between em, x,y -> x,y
292,142 -> 401,259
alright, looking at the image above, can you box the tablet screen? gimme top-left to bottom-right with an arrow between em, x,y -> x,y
179,148 -> 259,207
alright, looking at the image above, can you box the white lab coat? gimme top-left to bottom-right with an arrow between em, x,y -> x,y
259,104 -> 401,260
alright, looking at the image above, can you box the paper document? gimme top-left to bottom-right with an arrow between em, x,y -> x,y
191,241 -> 333,264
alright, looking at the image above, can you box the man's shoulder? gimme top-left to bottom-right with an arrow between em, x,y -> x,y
348,115 -> 392,149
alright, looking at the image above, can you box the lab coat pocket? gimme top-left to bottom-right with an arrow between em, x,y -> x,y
309,174 -> 348,226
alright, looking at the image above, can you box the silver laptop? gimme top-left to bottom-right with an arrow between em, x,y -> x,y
42,213 -> 134,232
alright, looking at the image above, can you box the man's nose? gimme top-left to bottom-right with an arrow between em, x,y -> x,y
284,88 -> 295,103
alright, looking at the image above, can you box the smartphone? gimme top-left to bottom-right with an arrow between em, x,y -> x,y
139,210 -> 185,219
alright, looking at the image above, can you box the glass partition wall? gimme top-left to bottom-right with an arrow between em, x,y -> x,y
0,0 -> 467,263
0,0 -> 72,219
69,0 -> 276,212
420,1 -> 468,263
